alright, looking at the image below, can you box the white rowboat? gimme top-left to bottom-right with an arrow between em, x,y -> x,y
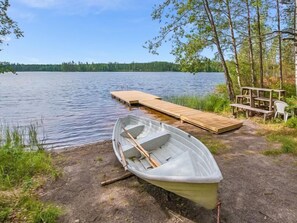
112,115 -> 223,209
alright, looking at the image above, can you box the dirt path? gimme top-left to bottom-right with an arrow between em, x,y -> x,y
40,116 -> 297,223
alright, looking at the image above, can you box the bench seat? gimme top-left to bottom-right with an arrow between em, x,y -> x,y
230,103 -> 273,121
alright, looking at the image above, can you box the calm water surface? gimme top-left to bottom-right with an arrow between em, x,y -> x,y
0,72 -> 224,149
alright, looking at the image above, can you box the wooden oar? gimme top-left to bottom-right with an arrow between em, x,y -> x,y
122,126 -> 160,168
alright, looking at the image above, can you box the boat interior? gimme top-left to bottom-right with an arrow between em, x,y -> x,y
116,117 -> 216,178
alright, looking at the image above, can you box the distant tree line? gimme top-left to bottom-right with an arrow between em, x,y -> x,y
8,60 -> 223,72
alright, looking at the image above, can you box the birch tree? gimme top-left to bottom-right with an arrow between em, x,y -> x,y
146,0 -> 235,100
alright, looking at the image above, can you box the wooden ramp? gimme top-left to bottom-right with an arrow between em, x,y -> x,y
111,90 -> 243,134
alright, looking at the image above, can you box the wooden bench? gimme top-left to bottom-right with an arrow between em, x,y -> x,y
230,103 -> 274,121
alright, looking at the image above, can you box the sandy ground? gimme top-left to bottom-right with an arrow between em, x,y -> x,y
40,112 -> 297,223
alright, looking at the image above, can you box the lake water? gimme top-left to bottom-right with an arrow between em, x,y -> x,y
0,72 -> 224,149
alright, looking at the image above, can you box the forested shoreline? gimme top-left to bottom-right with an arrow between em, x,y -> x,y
5,60 -> 223,72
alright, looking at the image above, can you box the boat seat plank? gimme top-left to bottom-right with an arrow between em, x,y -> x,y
126,159 -> 146,171
120,124 -> 145,138
150,148 -> 173,164
122,131 -> 171,158
139,158 -> 153,170
150,153 -> 163,165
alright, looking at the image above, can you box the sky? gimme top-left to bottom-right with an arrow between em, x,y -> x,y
1,0 -> 181,64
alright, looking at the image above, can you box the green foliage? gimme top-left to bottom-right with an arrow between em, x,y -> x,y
18,194 -> 61,223
1,0 -> 23,74
167,92 -> 230,113
285,96 -> 297,107
263,127 -> 297,156
0,124 -> 61,222
284,84 -> 297,97
199,136 -> 228,155
0,0 -> 23,49
0,195 -> 11,222
0,192 -> 61,223
0,62 -> 16,74
0,125 -> 56,189
285,117 -> 297,129
262,149 -> 283,156
148,0 -> 296,97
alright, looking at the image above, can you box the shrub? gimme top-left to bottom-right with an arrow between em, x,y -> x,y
285,117 -> 297,129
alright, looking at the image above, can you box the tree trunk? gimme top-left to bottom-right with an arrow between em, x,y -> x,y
226,0 -> 241,88
246,0 -> 256,87
277,0 -> 283,89
295,0 -> 297,95
256,0 -> 264,87
203,0 -> 235,101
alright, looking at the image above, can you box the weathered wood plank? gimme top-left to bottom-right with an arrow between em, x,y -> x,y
111,91 -> 161,104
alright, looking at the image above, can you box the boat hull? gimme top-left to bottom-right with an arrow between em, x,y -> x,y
142,177 -> 218,209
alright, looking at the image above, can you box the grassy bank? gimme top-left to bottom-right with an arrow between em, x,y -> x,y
0,124 -> 61,223
166,86 -> 230,113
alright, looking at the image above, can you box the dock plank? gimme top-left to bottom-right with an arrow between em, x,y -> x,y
111,90 -> 243,134
111,91 -> 161,105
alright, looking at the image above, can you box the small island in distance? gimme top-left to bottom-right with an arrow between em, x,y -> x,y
4,60 -> 223,72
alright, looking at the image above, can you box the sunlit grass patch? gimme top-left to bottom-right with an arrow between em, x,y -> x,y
0,190 -> 61,223
198,136 -> 229,155
0,123 -> 61,222
258,122 -> 297,156
0,125 -> 58,189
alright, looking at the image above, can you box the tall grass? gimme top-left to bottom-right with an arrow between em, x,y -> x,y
166,84 -> 230,113
0,123 -> 61,222
0,124 -> 56,188
167,91 -> 230,113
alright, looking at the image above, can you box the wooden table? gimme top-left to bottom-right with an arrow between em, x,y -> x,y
232,87 -> 286,121
240,87 -> 273,111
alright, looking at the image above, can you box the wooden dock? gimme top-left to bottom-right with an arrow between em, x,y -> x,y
111,90 -> 243,134
111,90 -> 161,106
